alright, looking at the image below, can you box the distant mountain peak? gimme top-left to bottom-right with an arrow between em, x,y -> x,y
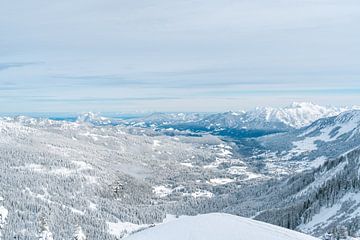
76,112 -> 114,125
288,102 -> 317,108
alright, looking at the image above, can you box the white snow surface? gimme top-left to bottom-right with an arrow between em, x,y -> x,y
125,213 -> 319,240
190,190 -> 214,198
208,178 -> 235,185
152,185 -> 173,198
107,221 -> 149,238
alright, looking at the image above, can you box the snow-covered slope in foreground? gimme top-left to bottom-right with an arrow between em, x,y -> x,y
125,213 -> 319,240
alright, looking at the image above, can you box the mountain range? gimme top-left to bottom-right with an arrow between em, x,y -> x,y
126,103 -> 360,139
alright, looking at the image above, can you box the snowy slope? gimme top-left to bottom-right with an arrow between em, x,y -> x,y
256,110 -> 360,174
248,147 -> 360,239
125,213 -> 318,240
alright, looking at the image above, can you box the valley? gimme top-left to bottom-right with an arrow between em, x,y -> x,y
0,103 -> 360,239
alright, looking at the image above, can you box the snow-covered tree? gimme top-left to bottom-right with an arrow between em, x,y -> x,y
0,206 -> 8,230
38,216 -> 53,240
73,226 -> 86,240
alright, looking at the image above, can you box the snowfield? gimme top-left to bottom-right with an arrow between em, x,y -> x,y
125,213 -> 319,240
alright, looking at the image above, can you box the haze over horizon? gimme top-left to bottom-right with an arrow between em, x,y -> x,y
0,101 -> 359,117
1,0 -> 360,112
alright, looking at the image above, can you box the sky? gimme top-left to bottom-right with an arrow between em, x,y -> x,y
1,0 -> 360,113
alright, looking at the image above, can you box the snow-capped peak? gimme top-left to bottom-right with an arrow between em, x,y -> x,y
76,112 -> 113,126
251,102 -> 358,128
289,102 -> 317,108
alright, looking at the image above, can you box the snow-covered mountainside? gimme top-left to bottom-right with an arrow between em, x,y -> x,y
125,213 -> 318,240
255,110 -> 360,174
250,147 -> 360,239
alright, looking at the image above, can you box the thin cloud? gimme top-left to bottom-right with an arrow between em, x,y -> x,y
0,62 -> 38,71
23,96 -> 181,103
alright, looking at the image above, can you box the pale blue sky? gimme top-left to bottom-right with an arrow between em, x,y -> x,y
1,0 -> 360,113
